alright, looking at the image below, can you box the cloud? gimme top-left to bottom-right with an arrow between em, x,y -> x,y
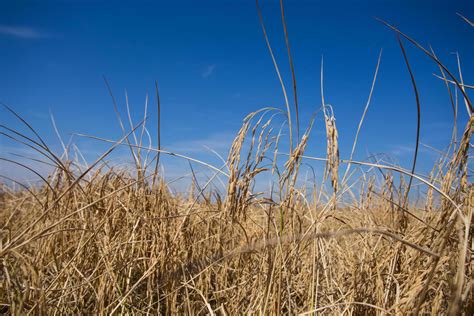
165,132 -> 234,156
389,144 -> 415,157
0,26 -> 50,39
27,109 -> 50,120
201,64 -> 216,78
386,143 -> 435,159
0,145 -> 55,183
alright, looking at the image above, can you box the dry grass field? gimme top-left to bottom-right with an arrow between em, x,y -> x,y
1,7 -> 473,316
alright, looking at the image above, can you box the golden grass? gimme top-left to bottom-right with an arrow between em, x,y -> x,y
1,4 -> 473,315
0,158 -> 472,314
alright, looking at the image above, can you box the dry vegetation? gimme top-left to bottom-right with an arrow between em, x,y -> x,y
1,5 -> 473,316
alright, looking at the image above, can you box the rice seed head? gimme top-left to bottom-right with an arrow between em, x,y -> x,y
323,105 -> 340,195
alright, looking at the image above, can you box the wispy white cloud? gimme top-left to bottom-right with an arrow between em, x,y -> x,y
0,25 -> 50,39
201,64 -> 216,78
165,132 -> 234,156
386,143 -> 438,159
27,109 -> 50,120
388,144 -> 415,157
0,145 -> 55,183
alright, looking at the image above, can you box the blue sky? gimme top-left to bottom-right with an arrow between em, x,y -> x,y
1,0 -> 473,187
